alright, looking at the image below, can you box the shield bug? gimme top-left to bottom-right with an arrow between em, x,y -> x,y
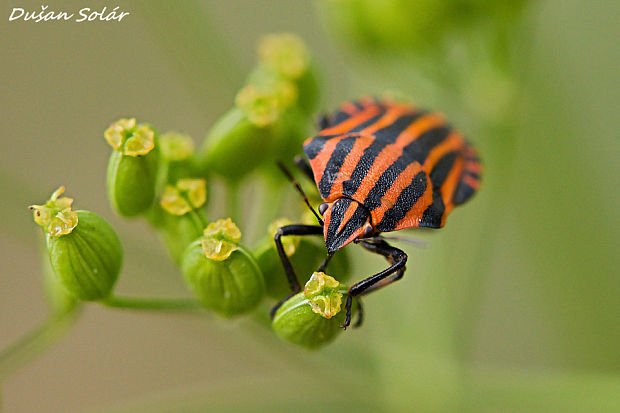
273,97 -> 482,328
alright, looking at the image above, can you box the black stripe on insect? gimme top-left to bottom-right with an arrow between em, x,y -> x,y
270,159 -> 412,330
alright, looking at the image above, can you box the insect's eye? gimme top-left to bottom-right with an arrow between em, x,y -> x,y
363,224 -> 374,238
318,203 -> 328,215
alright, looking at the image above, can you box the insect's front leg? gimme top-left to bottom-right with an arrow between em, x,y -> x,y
270,224 -> 323,318
341,240 -> 407,328
357,239 -> 408,295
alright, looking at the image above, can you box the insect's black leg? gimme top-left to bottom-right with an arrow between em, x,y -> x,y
353,299 -> 364,328
294,155 -> 314,182
317,252 -> 333,272
271,224 -> 323,318
341,240 -> 407,328
357,240 -> 407,295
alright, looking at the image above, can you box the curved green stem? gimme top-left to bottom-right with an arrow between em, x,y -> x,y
101,295 -> 203,311
0,308 -> 81,380
187,209 -> 208,231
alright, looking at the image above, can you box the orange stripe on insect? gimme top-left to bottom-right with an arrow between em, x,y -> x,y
439,157 -> 465,226
462,174 -> 480,190
326,106 -> 410,199
340,101 -> 359,115
351,113 -> 444,202
422,131 -> 465,170
394,174 -> 434,230
327,136 -> 375,200
465,160 -> 482,174
320,106 -> 382,136
310,135 -> 349,187
359,105 -> 411,135
370,161 -> 423,226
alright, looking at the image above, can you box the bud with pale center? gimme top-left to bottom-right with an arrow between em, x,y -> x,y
105,118 -> 159,217
158,132 -> 197,185
272,272 -> 357,349
181,218 -> 265,316
30,187 -> 122,301
147,178 -> 208,264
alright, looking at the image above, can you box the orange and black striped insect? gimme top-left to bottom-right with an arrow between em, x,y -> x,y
273,97 -> 482,328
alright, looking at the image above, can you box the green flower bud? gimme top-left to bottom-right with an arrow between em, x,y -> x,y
159,132 -> 194,162
158,132 -> 198,185
147,178 -> 208,264
236,82 -> 297,127
105,118 -> 159,217
40,238 -> 78,314
30,188 -> 122,301
160,178 -> 206,216
252,33 -> 319,114
181,219 -> 264,316
272,272 -> 356,349
199,107 -> 275,181
257,33 -> 310,80
254,218 -> 351,298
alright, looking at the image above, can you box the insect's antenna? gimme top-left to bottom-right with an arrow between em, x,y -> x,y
277,161 -> 324,226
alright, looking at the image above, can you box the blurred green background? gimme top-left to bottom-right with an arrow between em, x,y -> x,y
1,0 -> 618,412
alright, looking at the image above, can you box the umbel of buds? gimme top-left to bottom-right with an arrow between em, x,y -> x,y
181,218 -> 265,316
272,272 -> 356,349
105,118 -> 159,217
30,187 -> 123,301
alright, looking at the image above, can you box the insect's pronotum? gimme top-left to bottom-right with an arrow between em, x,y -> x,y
273,97 -> 482,328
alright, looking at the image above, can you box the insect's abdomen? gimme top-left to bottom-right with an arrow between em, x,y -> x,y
303,97 -> 482,231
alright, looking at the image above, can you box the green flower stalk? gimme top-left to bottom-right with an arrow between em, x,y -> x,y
181,218 -> 265,316
30,187 -> 123,301
272,272 -> 356,349
105,118 -> 159,217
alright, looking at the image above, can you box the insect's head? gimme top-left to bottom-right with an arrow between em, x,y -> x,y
320,197 -> 373,254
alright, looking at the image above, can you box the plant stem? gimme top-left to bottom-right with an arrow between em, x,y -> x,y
226,179 -> 241,224
0,308 -> 81,380
101,295 -> 203,311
